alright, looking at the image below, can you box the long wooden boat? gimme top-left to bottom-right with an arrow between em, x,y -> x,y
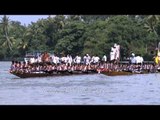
101,71 -> 133,76
101,70 -> 150,76
10,70 -> 97,78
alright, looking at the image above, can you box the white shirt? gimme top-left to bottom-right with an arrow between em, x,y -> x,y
102,55 -> 107,62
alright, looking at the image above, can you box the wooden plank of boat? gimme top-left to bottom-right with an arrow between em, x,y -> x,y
101,71 -> 133,76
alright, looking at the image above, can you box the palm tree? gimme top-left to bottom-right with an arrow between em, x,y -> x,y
144,15 -> 160,47
17,31 -> 29,54
0,15 -> 13,51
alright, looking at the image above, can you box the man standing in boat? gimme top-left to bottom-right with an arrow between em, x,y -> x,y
85,54 -> 91,65
110,43 -> 120,63
41,52 -> 50,62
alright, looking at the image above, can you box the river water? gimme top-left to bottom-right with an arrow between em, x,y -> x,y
1,61 -> 160,105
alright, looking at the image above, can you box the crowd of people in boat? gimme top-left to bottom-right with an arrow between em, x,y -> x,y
10,53 -> 106,74
25,52 -> 106,65
9,52 -> 160,74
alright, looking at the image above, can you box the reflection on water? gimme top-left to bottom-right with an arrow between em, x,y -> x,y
1,61 -> 160,105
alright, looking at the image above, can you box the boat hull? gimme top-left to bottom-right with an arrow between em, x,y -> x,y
9,70 -> 151,78
101,70 -> 150,76
101,71 -> 133,76
10,70 -> 97,78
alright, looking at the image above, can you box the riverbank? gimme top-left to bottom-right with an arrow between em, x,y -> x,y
1,60 -> 155,63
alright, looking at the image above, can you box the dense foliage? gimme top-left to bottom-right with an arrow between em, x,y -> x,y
0,15 -> 159,61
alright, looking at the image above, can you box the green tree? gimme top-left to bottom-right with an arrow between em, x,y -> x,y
144,15 -> 160,47
55,20 -> 85,56
0,15 -> 14,51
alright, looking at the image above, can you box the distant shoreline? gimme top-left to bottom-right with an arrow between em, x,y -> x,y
0,60 -> 154,64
